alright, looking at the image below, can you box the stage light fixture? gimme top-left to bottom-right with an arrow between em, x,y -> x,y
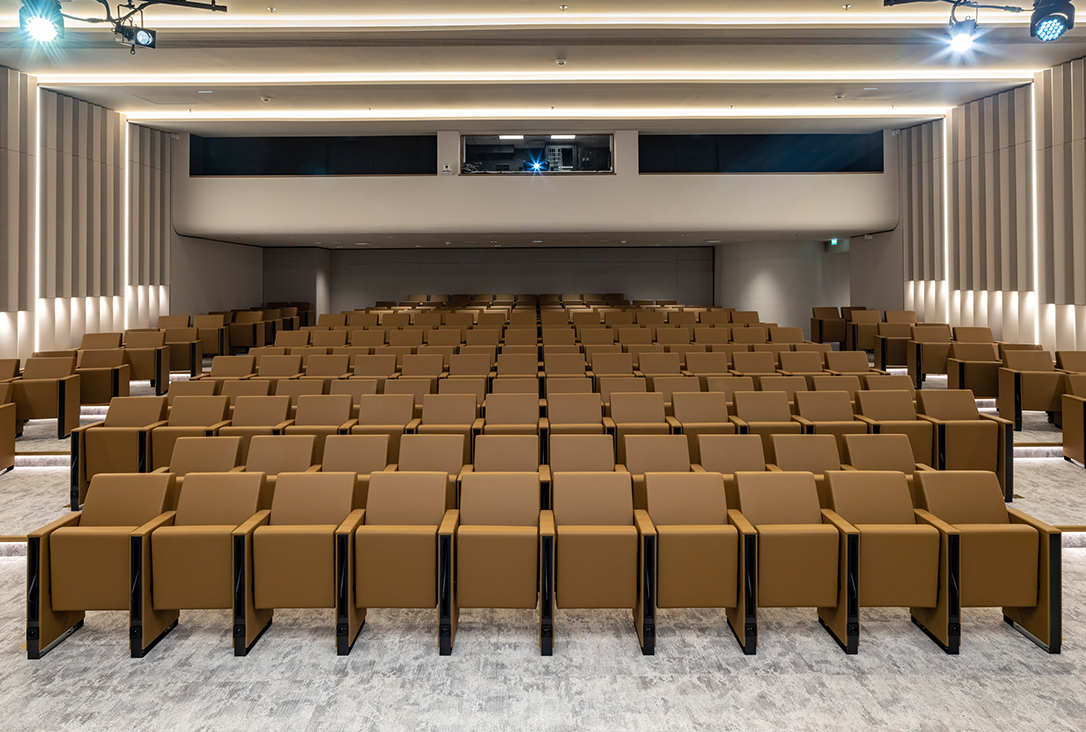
116,25 -> 157,50
1031,0 -> 1075,40
19,1 -> 64,42
948,16 -> 979,50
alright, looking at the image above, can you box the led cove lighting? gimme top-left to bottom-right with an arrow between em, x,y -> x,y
498,134 -> 524,140
551,134 -> 576,139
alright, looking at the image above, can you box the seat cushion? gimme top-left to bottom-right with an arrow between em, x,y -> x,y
656,525 -> 739,609
756,524 -> 839,608
84,429 -> 143,476
355,525 -> 438,609
958,524 -> 1038,608
457,526 -> 538,609
555,525 -> 637,609
51,526 -> 136,611
944,421 -> 998,471
855,524 -> 939,608
151,525 -> 235,610
253,525 -> 337,609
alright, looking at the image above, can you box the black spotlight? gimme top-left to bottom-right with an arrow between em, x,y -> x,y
19,0 -> 64,43
115,25 -> 157,50
1031,0 -> 1075,41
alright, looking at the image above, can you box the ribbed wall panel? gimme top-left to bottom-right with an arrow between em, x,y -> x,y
900,119 -> 945,288
0,66 -> 37,359
128,125 -> 171,288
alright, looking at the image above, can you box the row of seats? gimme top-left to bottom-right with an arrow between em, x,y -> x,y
27,466 -> 1060,659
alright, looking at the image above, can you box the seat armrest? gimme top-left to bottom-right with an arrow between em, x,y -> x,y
854,415 -> 878,428
821,509 -> 859,535
792,415 -> 815,429
383,464 -> 398,472
228,466 -> 246,473
872,367 -> 890,375
405,418 -> 422,433
840,464 -> 859,471
1007,508 -> 1060,535
205,420 -> 231,435
459,465 -> 474,477
729,416 -> 749,430
614,463 -> 628,473
144,420 -> 169,431
150,467 -> 170,474
539,416 -> 550,430
538,465 -> 551,483
916,414 -> 943,427
632,370 -> 644,378
540,510 -> 555,537
72,420 -> 106,435
727,509 -> 757,535
915,463 -> 936,472
338,419 -> 358,433
633,509 -> 656,536
665,416 -> 682,433
690,464 -> 707,473
336,509 -> 366,535
601,416 -> 616,431
272,419 -> 293,433
913,509 -> 959,535
980,413 -> 1014,427
131,511 -> 177,538
765,463 -> 783,472
439,509 -> 460,536
233,510 -> 271,537
471,418 -> 485,431
28,512 -> 82,538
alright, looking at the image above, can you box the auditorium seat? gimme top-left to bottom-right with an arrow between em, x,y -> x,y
652,375 -> 702,416
352,471 -> 457,653
906,324 -> 954,389
350,393 -> 417,461
778,351 -> 828,387
244,434 -> 318,489
811,307 -> 846,346
608,392 -> 677,464
916,390 -> 1013,501
397,433 -> 468,508
351,329 -> 387,351
11,356 -> 81,439
793,391 -> 868,453
247,472 -> 362,655
810,375 -> 864,412
193,355 -> 257,385
704,375 -> 756,416
730,391 -> 802,462
0,384 -> 14,472
547,471 -> 648,654
75,348 -> 130,405
770,434 -> 844,498
494,353 -> 543,394
398,354 -> 447,393
79,332 -> 123,350
157,315 -> 190,329
756,375 -> 808,413
414,394 -> 481,464
71,395 -> 168,508
729,351 -> 780,387
229,311 -> 267,351
913,471 -> 1061,653
638,352 -> 686,390
150,395 -> 231,470
873,322 -> 913,370
26,473 -> 178,658
1056,351 -> 1086,373
145,471 -> 270,656
452,471 -> 542,652
590,352 -> 641,389
998,350 -> 1064,431
861,373 -> 917,396
694,434 -> 768,505
1062,374 -> 1086,466
644,472 -> 743,653
732,471 -> 848,652
273,379 -> 323,419
251,354 -> 304,391
480,394 -> 544,457
321,434 -> 392,507
855,390 -> 934,465
283,394 -> 355,455
731,326 -> 767,346
841,433 -> 935,494
168,379 -> 221,413
847,310 -> 882,352
194,314 -> 230,357
124,331 -> 171,396
825,351 -> 887,377
151,436 -> 243,487
620,434 -> 695,510
218,396 -> 293,461
672,391 -> 736,463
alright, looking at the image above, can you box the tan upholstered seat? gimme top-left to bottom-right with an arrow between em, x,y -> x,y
124,330 -> 171,396
415,393 -> 481,464
193,355 -> 256,384
621,434 -> 695,510
608,392 -> 677,464
855,390 -> 934,465
916,390 -> 1013,500
396,433 -> 466,509
10,356 -> 81,439
150,395 -> 231,470
163,327 -> 204,376
152,436 -> 243,487
947,342 -> 1003,397
1062,374 -> 1086,466
730,391 -> 801,463
694,434 -> 768,506
244,434 -> 318,489
811,307 -> 846,346
283,394 -> 355,456
998,350 -> 1065,430
321,434 -> 392,508
194,314 -> 230,357
218,396 -> 293,461
793,391 -> 868,454
905,324 -> 953,388
671,391 -> 736,463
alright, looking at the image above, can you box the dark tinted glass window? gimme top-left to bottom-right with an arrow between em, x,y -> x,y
638,133 -> 884,174
190,135 -> 437,176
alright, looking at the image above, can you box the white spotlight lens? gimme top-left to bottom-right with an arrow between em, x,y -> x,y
136,29 -> 154,46
25,16 -> 58,42
1035,16 -> 1068,41
949,31 -> 974,52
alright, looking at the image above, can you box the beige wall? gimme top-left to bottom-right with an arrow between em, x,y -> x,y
850,230 -> 906,313
169,234 -> 263,317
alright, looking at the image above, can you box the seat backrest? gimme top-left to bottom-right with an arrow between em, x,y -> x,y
80,473 -> 176,527
610,391 -> 665,424
167,395 -> 229,426
953,326 -> 995,343
421,393 -> 476,425
1065,373 -> 1086,397
459,472 -> 539,526
645,472 -> 727,525
730,311 -> 760,325
911,324 -> 951,342
103,396 -> 167,427
616,327 -> 653,346
705,376 -> 756,401
317,313 -> 348,328
541,328 -> 576,345
733,391 -> 791,422
327,378 -> 377,402
731,351 -> 777,374
590,352 -> 635,375
842,434 -> 917,473
856,390 -> 917,421
79,332 -> 123,350
126,330 -> 166,348
400,354 -> 445,377
623,434 -> 690,473
353,354 -> 399,377
731,327 -> 767,345
502,328 -> 537,346
877,322 -> 913,338
305,354 -> 350,377
672,391 -> 728,424
484,393 -> 539,426
322,434 -> 390,474
388,329 -> 424,348
0,358 -> 19,380
812,307 -> 841,319
552,472 -> 633,526
696,434 -> 766,472
1003,349 -> 1055,371
274,331 -> 311,348
778,351 -> 823,373
734,471 -> 822,525
434,377 -> 485,405
473,435 -> 540,471
638,352 -> 682,374
824,351 -> 871,373
365,471 -> 448,526
22,357 -> 76,379
545,376 -> 594,396
769,326 -> 803,343
175,472 -> 269,526
351,329 -> 387,348
256,355 -> 303,377
771,434 -> 841,472
274,379 -> 323,405
168,379 -> 221,405
850,310 -> 882,324
810,375 -> 862,399
599,377 -> 647,404
209,356 -> 255,378
826,471 -> 916,524
886,310 -> 917,323
861,374 -> 916,393
496,353 -> 539,376
916,389 -> 980,420
655,327 -> 691,345
465,328 -> 501,346
948,342 -> 1000,361
270,472 -> 356,525
549,434 -> 616,471
246,435 -> 316,473
168,436 -> 243,475
449,354 -> 492,376
685,352 -> 731,372
231,396 -> 291,426
158,315 -> 191,328
294,394 -> 351,426
544,354 -> 588,375
914,471 -> 1009,524
795,391 -> 855,422
357,393 -> 415,425
693,327 -> 730,345
397,434 -> 465,473
193,314 -> 225,329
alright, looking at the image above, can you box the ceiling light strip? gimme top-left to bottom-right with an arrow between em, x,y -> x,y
37,70 -> 1039,86
124,106 -> 950,122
